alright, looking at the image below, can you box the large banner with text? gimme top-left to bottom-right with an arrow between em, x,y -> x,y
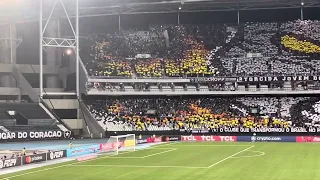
0,130 -> 71,141
190,75 -> 320,83
180,127 -> 320,134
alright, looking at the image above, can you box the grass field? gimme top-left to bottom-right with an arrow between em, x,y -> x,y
1,142 -> 320,180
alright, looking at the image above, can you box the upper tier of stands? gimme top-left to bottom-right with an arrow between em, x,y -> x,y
85,96 -> 319,131
81,20 -> 320,78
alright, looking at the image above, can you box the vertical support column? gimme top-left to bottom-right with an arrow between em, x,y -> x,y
300,0 -> 304,20
178,13 -> 180,25
118,14 -> 121,31
76,0 -> 80,98
237,0 -> 240,24
46,19 -> 60,88
40,0 -> 43,99
300,5 -> 304,20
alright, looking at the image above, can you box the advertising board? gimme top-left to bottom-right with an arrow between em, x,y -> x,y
47,150 -> 67,160
23,153 -> 47,164
237,136 -> 296,142
0,157 -> 22,169
66,145 -> 100,157
181,135 -> 237,142
296,136 -> 320,142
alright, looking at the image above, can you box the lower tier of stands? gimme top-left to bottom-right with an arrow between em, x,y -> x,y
85,96 -> 320,131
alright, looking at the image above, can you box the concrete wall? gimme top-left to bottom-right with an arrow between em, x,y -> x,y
43,99 -> 79,109
62,119 -> 83,130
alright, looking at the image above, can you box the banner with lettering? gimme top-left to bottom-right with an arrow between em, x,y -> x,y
190,75 -> 320,83
0,131 -> 71,142
237,136 -> 296,142
180,127 -> 318,134
181,135 -> 237,142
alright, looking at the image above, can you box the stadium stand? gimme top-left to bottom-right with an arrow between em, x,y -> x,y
84,96 -> 320,131
82,19 -> 320,132
81,20 -> 320,78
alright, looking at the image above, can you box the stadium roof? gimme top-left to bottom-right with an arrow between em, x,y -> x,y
0,0 -> 320,23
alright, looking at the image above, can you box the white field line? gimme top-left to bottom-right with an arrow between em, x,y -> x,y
104,148 -> 177,159
207,145 -> 255,168
141,148 -> 176,158
0,142 -> 176,180
150,142 -> 181,148
230,150 -> 265,159
70,164 -> 207,169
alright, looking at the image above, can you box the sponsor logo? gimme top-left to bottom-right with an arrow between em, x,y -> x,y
219,136 -> 236,141
252,136 -> 281,141
25,156 -> 31,164
166,137 -> 179,141
64,131 -> 71,139
251,136 -> 256,141
1,159 -> 17,169
26,155 -> 44,164
136,139 -> 147,144
71,149 -> 84,155
67,145 -> 100,157
49,151 -> 64,160
181,136 -> 237,142
100,143 -> 115,152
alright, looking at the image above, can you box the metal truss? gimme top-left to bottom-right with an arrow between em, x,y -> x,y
42,37 -> 76,48
40,0 -> 79,98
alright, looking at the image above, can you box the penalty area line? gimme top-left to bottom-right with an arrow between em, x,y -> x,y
207,145 -> 255,168
106,149 -> 176,159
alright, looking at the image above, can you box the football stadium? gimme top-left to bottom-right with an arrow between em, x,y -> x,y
0,0 -> 320,179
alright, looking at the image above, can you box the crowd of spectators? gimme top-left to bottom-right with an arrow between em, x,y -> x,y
85,96 -> 320,131
81,20 -> 320,78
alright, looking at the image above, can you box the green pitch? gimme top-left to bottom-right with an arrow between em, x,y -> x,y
1,142 -> 320,180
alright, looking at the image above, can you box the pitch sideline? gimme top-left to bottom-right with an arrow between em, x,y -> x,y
69,164 -> 207,169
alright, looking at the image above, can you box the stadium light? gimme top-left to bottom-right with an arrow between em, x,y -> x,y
179,7 -> 182,10
301,2 -> 304,5
66,49 -> 72,55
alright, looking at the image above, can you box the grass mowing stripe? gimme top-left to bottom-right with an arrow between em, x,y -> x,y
0,142 -> 176,180
69,164 -> 208,169
207,145 -> 254,168
0,147 -> 147,179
